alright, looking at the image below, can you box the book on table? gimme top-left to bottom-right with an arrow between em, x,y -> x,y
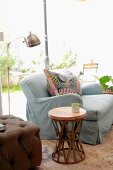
0,123 -> 6,131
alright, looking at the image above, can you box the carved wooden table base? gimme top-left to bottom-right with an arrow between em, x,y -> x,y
49,107 -> 86,164
52,119 -> 85,164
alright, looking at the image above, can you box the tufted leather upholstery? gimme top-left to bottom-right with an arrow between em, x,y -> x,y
0,115 -> 42,170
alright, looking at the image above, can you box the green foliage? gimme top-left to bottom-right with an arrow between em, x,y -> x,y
0,43 -> 16,74
97,75 -> 113,91
21,68 -> 30,73
2,85 -> 21,93
50,48 -> 77,70
19,50 -> 44,73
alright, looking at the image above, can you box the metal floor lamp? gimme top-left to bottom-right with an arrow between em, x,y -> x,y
7,32 -> 41,115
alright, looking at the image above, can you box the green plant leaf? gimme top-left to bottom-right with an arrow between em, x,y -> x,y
110,86 -> 113,92
97,75 -> 113,91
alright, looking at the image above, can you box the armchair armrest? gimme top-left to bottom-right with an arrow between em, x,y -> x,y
81,82 -> 103,95
35,93 -> 83,107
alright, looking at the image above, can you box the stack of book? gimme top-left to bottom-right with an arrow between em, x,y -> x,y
0,123 -> 6,132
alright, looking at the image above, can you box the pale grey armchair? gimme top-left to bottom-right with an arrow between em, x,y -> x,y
19,72 -> 113,145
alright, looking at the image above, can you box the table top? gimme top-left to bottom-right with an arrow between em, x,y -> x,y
48,107 -> 86,121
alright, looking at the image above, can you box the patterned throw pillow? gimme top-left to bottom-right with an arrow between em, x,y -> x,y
44,69 -> 82,96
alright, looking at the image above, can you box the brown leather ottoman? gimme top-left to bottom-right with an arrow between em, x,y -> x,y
0,115 -> 42,170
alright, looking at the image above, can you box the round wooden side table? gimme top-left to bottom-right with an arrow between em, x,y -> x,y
48,107 -> 86,164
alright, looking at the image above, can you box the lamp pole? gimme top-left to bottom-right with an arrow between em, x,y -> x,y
43,0 -> 49,69
42,0 -> 86,70
0,76 -> 2,115
0,32 -> 4,115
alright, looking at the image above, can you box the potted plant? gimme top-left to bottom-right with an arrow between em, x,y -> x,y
97,75 -> 113,93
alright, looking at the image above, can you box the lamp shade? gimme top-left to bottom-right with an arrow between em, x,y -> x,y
25,32 -> 41,47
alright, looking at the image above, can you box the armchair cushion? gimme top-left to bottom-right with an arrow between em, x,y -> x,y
81,82 -> 103,95
82,94 -> 113,120
44,69 -> 81,96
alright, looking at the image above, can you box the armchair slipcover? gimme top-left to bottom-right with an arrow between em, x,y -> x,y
19,72 -> 82,139
19,72 -> 113,144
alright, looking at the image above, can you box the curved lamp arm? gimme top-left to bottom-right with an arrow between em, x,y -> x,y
7,32 -> 41,49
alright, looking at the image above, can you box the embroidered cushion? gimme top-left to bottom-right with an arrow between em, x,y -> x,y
44,69 -> 82,96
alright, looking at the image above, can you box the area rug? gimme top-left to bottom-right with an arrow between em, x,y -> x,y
38,126 -> 113,170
